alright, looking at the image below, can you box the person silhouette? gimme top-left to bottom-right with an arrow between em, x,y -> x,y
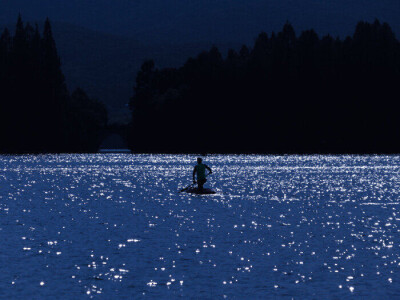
193,157 -> 212,192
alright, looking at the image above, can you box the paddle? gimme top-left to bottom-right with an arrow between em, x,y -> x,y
179,172 -> 212,193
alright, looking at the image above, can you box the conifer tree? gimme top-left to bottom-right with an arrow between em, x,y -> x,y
0,16 -> 107,153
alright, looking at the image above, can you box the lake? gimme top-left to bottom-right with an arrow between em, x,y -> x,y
1,154 -> 400,298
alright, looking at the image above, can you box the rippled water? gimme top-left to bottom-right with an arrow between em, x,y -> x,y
1,154 -> 400,298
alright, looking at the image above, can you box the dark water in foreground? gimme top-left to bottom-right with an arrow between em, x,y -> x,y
1,154 -> 400,298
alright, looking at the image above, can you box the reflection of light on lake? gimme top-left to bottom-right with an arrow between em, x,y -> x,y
1,154 -> 400,298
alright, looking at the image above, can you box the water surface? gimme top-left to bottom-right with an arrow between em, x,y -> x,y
1,154 -> 400,298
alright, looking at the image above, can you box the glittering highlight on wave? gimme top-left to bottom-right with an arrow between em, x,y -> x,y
1,154 -> 400,298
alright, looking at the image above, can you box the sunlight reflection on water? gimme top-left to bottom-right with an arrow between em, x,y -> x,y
1,154 -> 400,298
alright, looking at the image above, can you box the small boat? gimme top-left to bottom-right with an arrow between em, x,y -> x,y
184,187 -> 216,195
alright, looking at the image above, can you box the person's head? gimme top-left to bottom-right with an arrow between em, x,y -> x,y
197,157 -> 202,164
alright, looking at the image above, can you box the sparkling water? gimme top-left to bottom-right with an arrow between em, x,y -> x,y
1,154 -> 400,298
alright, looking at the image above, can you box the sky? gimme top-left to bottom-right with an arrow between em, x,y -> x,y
1,0 -> 400,44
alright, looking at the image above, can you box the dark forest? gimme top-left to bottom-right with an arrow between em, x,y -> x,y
1,17 -> 399,154
129,20 -> 400,154
0,16 -> 107,154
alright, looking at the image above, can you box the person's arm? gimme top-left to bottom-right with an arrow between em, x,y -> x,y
205,165 -> 212,174
193,166 -> 197,183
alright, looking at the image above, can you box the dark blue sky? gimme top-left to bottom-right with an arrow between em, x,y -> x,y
1,0 -> 400,44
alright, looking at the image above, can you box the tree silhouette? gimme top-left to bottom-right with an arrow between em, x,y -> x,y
128,20 -> 400,154
0,16 -> 108,153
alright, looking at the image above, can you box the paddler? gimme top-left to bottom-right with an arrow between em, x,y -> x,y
193,157 -> 212,192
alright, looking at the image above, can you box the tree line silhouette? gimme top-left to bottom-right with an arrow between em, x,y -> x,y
129,20 -> 400,154
0,16 -> 107,153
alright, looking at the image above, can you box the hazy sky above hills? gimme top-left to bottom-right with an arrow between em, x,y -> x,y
1,0 -> 400,44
